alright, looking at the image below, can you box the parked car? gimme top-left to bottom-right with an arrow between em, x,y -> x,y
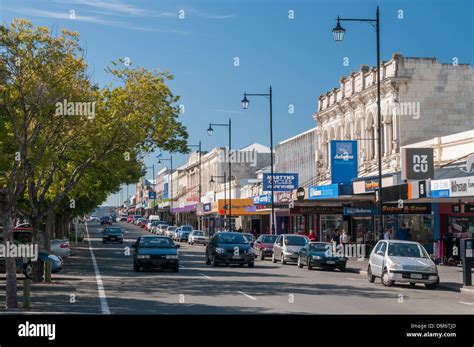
126,216 -> 134,223
242,233 -> 255,247
152,222 -> 168,234
102,227 -> 124,244
89,215 -> 99,222
137,218 -> 148,228
205,232 -> 254,267
131,235 -> 179,272
132,215 -> 142,224
117,215 -> 127,222
100,216 -> 113,225
253,234 -> 278,260
297,242 -> 347,271
50,239 -> 71,258
272,234 -> 308,264
367,240 -> 439,289
176,230 -> 191,242
157,224 -> 170,235
188,230 -> 209,245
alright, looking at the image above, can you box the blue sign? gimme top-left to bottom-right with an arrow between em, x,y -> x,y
149,191 -> 156,199
163,183 -> 169,199
330,140 -> 358,185
263,173 -> 298,192
308,184 -> 339,199
343,207 -> 376,216
203,203 -> 212,212
431,189 -> 450,198
253,194 -> 272,204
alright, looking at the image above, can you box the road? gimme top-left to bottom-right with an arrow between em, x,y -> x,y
8,221 -> 474,314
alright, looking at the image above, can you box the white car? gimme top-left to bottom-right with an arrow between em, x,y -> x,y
89,215 -> 99,222
367,240 -> 439,289
50,239 -> 71,258
188,230 -> 209,245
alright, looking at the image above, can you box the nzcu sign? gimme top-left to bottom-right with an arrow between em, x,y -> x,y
402,148 -> 434,180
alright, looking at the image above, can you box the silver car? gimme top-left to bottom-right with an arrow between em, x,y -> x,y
367,240 -> 439,289
188,230 -> 209,245
272,234 -> 309,264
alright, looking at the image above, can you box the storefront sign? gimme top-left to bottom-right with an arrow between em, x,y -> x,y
308,184 -> 339,199
401,148 -> 434,180
203,203 -> 212,212
253,194 -> 272,204
452,204 -> 462,213
465,204 -> 474,213
450,176 -> 474,197
382,203 -> 431,214
290,206 -> 343,215
275,191 -> 292,203
263,173 -> 298,191
343,207 -> 376,216
430,179 -> 451,198
364,179 -> 379,192
148,191 -> 156,199
171,204 -> 197,213
330,140 -> 358,184
217,198 -> 261,216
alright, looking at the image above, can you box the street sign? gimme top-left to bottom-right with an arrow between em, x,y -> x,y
263,173 -> 298,191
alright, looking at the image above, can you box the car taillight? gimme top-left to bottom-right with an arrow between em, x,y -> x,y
60,243 -> 69,248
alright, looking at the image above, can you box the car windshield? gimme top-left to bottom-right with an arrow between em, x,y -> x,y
284,236 -> 307,246
139,237 -> 174,248
181,226 -> 192,231
194,231 -> 204,236
261,235 -> 277,243
387,243 -> 427,258
309,243 -> 331,252
242,234 -> 254,241
104,228 -> 122,234
216,233 -> 248,244
168,227 -> 176,231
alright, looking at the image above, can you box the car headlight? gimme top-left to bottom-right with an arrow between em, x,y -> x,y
166,255 -> 178,259
137,255 -> 150,259
430,264 -> 437,273
215,247 -> 225,254
283,251 -> 292,255
312,255 -> 322,260
388,262 -> 402,270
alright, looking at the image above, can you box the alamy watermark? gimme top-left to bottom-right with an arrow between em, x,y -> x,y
218,147 -> 257,167
0,241 -> 38,261
55,99 -> 96,119
324,243 -> 366,259
384,100 -> 421,120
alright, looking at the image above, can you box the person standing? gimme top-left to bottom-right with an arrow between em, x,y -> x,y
383,227 -> 392,240
395,223 -> 409,240
308,229 -> 317,241
332,229 -> 341,253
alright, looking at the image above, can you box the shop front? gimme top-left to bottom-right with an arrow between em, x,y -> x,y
171,204 -> 197,228
289,205 -> 344,240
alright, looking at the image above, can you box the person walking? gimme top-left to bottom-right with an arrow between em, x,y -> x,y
395,224 -> 409,240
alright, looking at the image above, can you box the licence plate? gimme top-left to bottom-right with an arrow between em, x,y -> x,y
326,261 -> 335,264
410,273 -> 422,279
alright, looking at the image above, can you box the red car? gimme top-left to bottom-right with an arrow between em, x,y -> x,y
253,234 -> 278,260
126,216 -> 133,223
137,218 -> 147,228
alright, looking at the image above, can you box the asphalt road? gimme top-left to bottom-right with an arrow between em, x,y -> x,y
5,221 -> 474,314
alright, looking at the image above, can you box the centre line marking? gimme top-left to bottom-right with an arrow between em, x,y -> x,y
199,273 -> 212,279
458,301 -> 474,305
238,291 -> 257,301
85,222 -> 110,315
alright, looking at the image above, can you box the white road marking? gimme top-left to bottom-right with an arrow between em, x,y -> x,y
238,291 -> 257,301
85,222 -> 110,315
199,273 -> 212,280
458,301 -> 474,306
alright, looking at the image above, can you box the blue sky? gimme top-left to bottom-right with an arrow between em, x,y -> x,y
1,0 -> 472,205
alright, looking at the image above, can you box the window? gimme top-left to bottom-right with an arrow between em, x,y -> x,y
379,242 -> 387,254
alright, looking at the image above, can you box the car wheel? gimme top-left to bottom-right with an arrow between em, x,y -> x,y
212,256 -> 219,267
281,254 -> 286,265
339,265 -> 346,272
248,262 -> 254,268
381,268 -> 394,287
272,253 -> 276,263
409,282 -> 416,287
297,256 -> 303,268
307,257 -> 313,270
367,265 -> 376,283
259,252 -> 265,261
425,278 -> 439,290
133,263 -> 140,272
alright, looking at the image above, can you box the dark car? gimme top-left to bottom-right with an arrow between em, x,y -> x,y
102,227 -> 124,244
205,232 -> 254,267
253,234 -> 278,260
297,242 -> 347,271
100,216 -> 113,225
131,236 -> 180,272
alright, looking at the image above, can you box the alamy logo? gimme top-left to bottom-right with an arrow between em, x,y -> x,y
55,99 -> 96,119
460,155 -> 474,173
18,322 -> 56,341
412,154 -> 428,173
218,147 -> 257,167
0,242 -> 38,261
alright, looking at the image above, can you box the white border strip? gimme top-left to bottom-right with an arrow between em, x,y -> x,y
85,222 -> 110,314
238,291 -> 257,301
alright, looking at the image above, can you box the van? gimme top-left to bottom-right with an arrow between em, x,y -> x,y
148,215 -> 161,222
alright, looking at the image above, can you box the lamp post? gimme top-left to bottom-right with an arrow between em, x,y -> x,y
158,156 -> 174,225
207,119 -> 232,229
188,141 -> 203,229
142,164 -> 155,215
210,173 -> 227,231
332,6 -> 384,235
241,86 -> 276,235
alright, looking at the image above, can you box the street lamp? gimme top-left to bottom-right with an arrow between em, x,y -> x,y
207,119 -> 232,229
241,86 -> 276,235
142,164 -> 155,215
210,173 -> 227,231
158,155 -> 174,225
331,6 -> 384,235
188,141 -> 203,229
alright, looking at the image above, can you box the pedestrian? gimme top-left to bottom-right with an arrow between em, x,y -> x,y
308,229 -> 317,241
341,228 -> 350,245
383,227 -> 392,240
395,223 -> 409,240
332,229 -> 340,252
237,226 -> 243,233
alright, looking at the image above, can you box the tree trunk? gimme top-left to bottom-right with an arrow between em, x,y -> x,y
2,204 -> 18,309
44,212 -> 54,251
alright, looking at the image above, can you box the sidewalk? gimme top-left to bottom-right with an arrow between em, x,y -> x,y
346,258 -> 474,295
